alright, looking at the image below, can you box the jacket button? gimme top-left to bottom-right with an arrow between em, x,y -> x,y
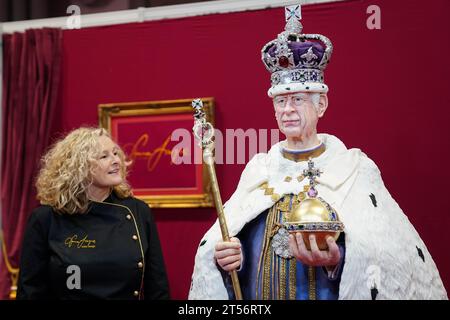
126,215 -> 132,220
138,262 -> 143,268
133,291 -> 139,297
132,235 -> 138,241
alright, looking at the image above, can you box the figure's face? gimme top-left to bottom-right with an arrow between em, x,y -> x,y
273,92 -> 326,140
90,135 -> 123,188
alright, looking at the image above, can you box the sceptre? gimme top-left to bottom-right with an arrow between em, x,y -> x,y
191,99 -> 243,300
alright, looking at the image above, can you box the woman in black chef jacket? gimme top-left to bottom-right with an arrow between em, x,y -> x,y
17,127 -> 170,300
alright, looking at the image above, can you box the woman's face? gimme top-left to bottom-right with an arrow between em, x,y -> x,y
90,135 -> 123,188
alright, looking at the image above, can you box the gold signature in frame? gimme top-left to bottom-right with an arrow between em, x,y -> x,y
123,134 -> 186,172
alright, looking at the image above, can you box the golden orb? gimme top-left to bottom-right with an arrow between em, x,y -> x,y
284,197 -> 344,250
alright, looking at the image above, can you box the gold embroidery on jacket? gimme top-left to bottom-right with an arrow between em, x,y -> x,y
64,235 -> 96,248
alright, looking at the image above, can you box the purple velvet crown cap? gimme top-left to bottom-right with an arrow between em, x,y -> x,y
267,41 -> 325,69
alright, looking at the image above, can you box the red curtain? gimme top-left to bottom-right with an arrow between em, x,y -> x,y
0,28 -> 62,299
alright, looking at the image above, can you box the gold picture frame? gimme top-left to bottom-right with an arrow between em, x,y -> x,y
98,98 -> 214,208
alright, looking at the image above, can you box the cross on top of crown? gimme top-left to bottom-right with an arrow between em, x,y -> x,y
285,4 -> 303,34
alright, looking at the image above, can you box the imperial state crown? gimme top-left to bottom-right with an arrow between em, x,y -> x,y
261,4 -> 333,97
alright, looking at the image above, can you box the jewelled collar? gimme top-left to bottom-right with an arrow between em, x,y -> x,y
281,142 -> 326,162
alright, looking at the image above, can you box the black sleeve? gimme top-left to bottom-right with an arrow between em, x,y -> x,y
16,207 -> 53,299
139,202 -> 170,300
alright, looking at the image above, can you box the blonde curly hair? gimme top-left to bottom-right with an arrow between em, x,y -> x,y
36,127 -> 132,214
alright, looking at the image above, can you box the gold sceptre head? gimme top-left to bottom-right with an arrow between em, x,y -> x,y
192,99 -> 215,163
